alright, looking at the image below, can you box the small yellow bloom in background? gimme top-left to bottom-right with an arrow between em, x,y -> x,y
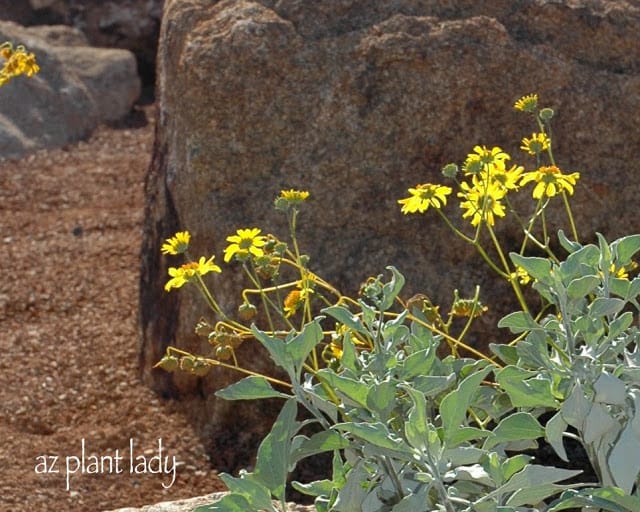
328,341 -> 344,360
0,43 -> 40,87
458,178 -> 507,227
398,183 -> 452,214
610,261 -> 638,280
462,146 -> 510,175
164,255 -> 221,292
514,93 -> 538,113
510,266 -> 532,285
224,228 -> 267,263
519,165 -> 580,199
161,231 -> 191,255
450,299 -> 488,318
283,276 -> 315,317
283,289 -> 302,317
520,132 -> 550,156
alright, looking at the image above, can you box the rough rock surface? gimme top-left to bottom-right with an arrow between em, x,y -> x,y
0,21 -> 140,159
140,0 -> 640,472
0,0 -> 163,89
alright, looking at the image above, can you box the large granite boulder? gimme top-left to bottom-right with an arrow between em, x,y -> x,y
0,21 -> 140,159
140,0 -> 640,470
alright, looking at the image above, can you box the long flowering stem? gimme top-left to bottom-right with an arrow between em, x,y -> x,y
487,224 -> 530,314
166,346 -> 292,389
244,261 -> 278,332
436,209 -> 507,278
194,274 -> 226,317
561,190 -> 580,242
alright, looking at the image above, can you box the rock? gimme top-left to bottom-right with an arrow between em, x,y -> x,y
140,0 -> 640,472
0,21 -> 140,159
0,0 -> 163,90
105,492 -> 316,512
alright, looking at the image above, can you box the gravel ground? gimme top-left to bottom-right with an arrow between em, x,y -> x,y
0,105 -> 227,511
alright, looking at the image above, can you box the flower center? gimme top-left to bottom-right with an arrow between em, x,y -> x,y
239,238 -> 254,250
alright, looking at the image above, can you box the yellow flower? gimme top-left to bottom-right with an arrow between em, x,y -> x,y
325,325 -> 367,361
283,277 -> 315,318
510,266 -> 532,285
275,189 -> 310,210
450,299 -> 488,318
283,289 -> 302,317
520,132 -> 550,156
328,341 -> 344,360
161,231 -> 191,255
164,256 -> 221,291
280,189 -> 309,202
224,228 -> 267,262
490,164 -> 524,191
462,146 -> 510,175
610,261 -> 638,280
458,178 -> 506,227
0,44 -> 40,86
398,183 -> 452,214
519,165 -> 580,199
514,93 -> 538,113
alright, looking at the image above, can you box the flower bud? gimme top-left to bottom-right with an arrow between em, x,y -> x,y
191,359 -> 211,377
238,302 -> 257,321
195,318 -> 213,337
274,242 -> 288,256
299,254 -> 310,266
215,345 -> 233,361
441,163 -> 459,179
154,354 -> 180,372
179,356 -> 196,372
539,108 -> 554,121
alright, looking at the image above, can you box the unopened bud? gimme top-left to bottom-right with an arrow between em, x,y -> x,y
215,345 -> 233,361
238,302 -> 257,321
539,108 -> 554,121
442,163 -> 459,179
154,354 -> 180,372
191,359 -> 211,377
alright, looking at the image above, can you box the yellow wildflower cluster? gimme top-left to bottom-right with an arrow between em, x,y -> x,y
0,43 -> 40,87
161,189 -> 310,296
399,95 -> 581,229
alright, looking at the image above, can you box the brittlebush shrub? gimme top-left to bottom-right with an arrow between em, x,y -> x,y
156,95 -> 640,512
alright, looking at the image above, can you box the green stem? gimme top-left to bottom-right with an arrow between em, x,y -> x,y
166,346 -> 292,389
436,209 -> 507,278
244,262 -> 276,332
561,190 -> 580,242
456,285 -> 482,344
436,208 -> 474,244
487,225 -> 530,314
194,273 -> 225,318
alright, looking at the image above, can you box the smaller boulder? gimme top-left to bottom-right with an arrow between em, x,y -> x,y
0,21 -> 140,159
